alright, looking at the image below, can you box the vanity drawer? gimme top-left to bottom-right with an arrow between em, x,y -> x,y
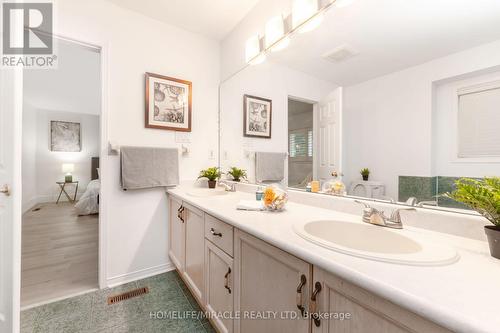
205,214 -> 234,257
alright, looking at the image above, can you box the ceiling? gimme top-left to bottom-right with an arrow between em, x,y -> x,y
105,0 -> 260,40
24,39 -> 101,115
267,0 -> 500,86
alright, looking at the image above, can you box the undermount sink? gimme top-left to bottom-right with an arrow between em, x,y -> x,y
186,188 -> 228,198
294,220 -> 459,266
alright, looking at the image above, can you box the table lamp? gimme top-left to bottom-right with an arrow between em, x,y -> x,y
62,163 -> 74,182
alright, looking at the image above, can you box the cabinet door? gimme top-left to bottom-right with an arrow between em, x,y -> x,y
311,267 -> 451,333
183,203 -> 205,304
205,240 -> 233,333
168,196 -> 184,272
234,230 -> 311,333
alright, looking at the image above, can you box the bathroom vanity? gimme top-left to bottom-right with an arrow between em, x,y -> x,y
165,187 -> 498,333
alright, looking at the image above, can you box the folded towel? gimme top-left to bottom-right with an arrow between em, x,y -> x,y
255,152 -> 286,183
236,200 -> 264,211
120,146 -> 179,190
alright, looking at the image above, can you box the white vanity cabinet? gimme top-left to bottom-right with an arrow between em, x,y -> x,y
168,194 -> 451,333
168,196 -> 184,271
233,229 -> 311,333
205,239 -> 234,333
311,267 -> 452,333
183,202 -> 205,303
168,197 -> 205,304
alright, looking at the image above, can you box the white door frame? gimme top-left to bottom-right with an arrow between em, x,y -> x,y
2,65 -> 23,333
19,33 -> 110,292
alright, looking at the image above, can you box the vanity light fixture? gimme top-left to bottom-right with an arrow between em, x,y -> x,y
265,15 -> 290,52
292,0 -> 323,33
245,35 -> 266,65
245,0 -> 338,65
334,0 -> 356,8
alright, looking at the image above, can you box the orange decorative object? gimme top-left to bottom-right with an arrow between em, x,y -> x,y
264,187 -> 276,206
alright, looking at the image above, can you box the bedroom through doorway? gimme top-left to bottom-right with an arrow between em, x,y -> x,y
21,37 -> 101,308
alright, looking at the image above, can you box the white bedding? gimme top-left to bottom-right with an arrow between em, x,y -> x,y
75,179 -> 100,215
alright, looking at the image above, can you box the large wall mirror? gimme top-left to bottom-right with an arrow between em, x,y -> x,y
219,0 -> 500,213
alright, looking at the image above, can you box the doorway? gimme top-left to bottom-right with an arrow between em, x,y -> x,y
287,98 -> 314,189
21,37 -> 102,308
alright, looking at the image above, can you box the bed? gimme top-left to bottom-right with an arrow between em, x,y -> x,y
75,157 -> 100,215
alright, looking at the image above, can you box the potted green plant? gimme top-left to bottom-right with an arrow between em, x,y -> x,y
227,167 -> 247,182
360,168 -> 370,181
445,177 -> 500,259
198,167 -> 222,189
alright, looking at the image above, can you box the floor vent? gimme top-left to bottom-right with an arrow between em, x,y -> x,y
107,287 -> 149,305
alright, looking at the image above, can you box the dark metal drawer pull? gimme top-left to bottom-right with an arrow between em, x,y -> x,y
178,206 -> 185,223
210,228 -> 222,237
310,282 -> 322,327
296,274 -> 307,317
224,267 -> 231,294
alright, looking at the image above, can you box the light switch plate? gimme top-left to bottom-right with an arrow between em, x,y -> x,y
175,132 -> 191,143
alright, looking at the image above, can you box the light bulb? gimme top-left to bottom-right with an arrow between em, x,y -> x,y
297,13 -> 323,33
292,0 -> 319,29
265,16 -> 286,50
245,35 -> 262,63
249,53 -> 266,65
335,0 -> 356,8
270,37 -> 290,52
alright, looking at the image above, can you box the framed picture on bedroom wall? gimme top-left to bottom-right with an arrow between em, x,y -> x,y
50,121 -> 81,152
243,94 -> 272,139
145,72 -> 192,132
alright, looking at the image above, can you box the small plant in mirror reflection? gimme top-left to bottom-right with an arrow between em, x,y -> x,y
227,167 -> 247,182
445,177 -> 500,226
360,168 -> 370,181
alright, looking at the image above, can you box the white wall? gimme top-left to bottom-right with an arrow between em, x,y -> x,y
39,111 -> 99,202
23,38 -> 102,212
22,104 -> 37,212
22,106 -> 100,212
53,0 -> 220,285
220,61 -> 336,184
343,40 -> 500,199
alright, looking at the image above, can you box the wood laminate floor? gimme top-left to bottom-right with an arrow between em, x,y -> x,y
21,202 -> 98,308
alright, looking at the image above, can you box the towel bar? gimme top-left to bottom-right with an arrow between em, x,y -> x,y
108,141 -> 189,156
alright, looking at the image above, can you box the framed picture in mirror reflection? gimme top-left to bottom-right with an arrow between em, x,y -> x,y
243,94 -> 272,138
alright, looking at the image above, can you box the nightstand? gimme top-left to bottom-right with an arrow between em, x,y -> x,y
56,181 -> 79,204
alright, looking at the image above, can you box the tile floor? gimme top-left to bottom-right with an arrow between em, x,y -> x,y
21,270 -> 216,333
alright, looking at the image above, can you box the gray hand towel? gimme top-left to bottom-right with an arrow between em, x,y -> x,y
120,146 -> 179,190
255,152 -> 286,183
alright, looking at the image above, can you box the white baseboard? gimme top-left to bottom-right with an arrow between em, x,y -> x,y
106,262 -> 175,288
21,287 -> 99,311
22,191 -> 87,213
22,197 -> 38,214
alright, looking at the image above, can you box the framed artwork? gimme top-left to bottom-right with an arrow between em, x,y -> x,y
50,121 -> 81,152
145,72 -> 192,132
243,94 -> 272,138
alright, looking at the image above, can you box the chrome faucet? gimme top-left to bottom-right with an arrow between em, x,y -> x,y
417,200 -> 438,207
354,200 -> 416,229
218,180 -> 236,192
406,197 -> 438,208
